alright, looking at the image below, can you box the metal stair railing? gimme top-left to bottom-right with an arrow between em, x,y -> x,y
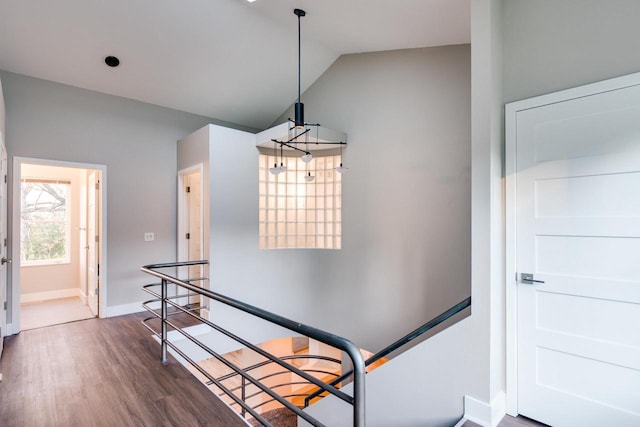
140,260 -> 365,427
304,296 -> 472,407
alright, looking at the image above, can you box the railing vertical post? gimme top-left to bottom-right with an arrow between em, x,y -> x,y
161,278 -> 168,364
241,376 -> 246,418
351,350 -> 366,427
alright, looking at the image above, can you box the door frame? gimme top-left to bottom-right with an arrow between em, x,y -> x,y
177,164 -> 204,307
504,70 -> 640,416
0,141 -> 6,346
177,163 -> 204,264
9,157 -> 108,334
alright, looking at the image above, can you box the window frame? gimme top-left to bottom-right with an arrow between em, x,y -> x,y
20,178 -> 72,267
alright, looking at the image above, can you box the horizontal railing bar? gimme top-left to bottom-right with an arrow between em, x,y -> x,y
223,369 -> 340,395
146,273 -> 354,406
162,316 -> 324,427
142,260 -> 365,426
142,263 -> 365,379
237,381 -> 320,403
251,391 -> 331,411
304,296 -> 471,407
143,260 -> 208,269
215,354 -> 342,382
162,332 -> 273,427
143,285 -> 201,301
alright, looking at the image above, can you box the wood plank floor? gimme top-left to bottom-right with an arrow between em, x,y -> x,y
464,415 -> 549,427
0,312 -> 247,427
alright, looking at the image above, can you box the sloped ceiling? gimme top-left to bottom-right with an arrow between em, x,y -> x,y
0,0 -> 470,130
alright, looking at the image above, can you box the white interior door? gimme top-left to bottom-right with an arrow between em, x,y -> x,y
0,142 -> 7,356
513,81 -> 640,426
187,170 -> 202,274
186,170 -> 202,306
87,171 -> 99,316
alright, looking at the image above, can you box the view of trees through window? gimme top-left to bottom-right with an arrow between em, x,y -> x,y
21,179 -> 70,264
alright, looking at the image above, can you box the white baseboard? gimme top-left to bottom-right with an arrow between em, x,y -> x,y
453,418 -> 468,427
105,301 -> 146,317
21,288 -> 80,304
464,392 -> 506,427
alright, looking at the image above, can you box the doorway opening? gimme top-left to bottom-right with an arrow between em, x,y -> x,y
12,158 -> 106,332
177,165 -> 206,317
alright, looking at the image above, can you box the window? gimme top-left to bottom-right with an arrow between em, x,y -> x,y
21,179 -> 71,265
259,154 -> 342,249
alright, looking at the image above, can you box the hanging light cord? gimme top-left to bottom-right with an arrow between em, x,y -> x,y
298,14 -> 301,105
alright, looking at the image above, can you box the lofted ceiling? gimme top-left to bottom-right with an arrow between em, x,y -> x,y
0,0 -> 470,130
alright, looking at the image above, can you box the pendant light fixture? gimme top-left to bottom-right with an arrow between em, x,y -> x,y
260,8 -> 347,178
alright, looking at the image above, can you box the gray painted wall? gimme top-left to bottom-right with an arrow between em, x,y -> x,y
209,45 -> 471,352
503,0 -> 640,103
0,71 -> 251,312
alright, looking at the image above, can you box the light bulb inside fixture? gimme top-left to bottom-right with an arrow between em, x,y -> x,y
301,152 -> 313,163
336,163 -> 348,174
279,163 -> 287,173
304,171 -> 315,182
269,163 -> 280,175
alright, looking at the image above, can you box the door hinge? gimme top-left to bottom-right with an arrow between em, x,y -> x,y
97,264 -> 100,276
95,182 -> 99,190
186,233 -> 190,240
3,301 -> 7,310
3,238 -> 6,247
95,235 -> 99,243
3,175 -> 6,184
186,186 -> 191,193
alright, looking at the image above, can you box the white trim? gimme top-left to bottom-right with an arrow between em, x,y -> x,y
505,99 -> 519,416
20,287 -> 80,304
105,301 -> 146,318
464,392 -> 506,427
504,70 -> 640,416
177,164 -> 204,307
79,289 -> 87,304
11,157 -> 108,334
453,418 -> 468,427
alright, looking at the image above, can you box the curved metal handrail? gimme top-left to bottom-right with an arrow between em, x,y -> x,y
141,260 -> 366,427
214,354 -> 342,383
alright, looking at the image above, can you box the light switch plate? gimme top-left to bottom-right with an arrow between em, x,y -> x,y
144,232 -> 154,242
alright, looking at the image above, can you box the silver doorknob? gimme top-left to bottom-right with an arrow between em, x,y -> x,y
1,257 -> 12,265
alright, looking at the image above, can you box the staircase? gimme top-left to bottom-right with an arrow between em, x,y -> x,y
141,260 -> 470,426
185,336 -> 385,426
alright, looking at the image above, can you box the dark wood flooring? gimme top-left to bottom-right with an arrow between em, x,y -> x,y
464,415 -> 548,427
0,312 -> 247,427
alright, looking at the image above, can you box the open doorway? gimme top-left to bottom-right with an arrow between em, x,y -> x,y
177,165 -> 206,316
12,158 -> 106,332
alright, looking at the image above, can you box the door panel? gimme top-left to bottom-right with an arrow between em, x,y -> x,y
515,83 -> 640,426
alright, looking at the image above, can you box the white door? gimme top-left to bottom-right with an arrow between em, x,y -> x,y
185,170 -> 203,306
0,142 -> 7,355
513,80 -> 640,426
87,171 -> 99,316
187,170 -> 202,276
